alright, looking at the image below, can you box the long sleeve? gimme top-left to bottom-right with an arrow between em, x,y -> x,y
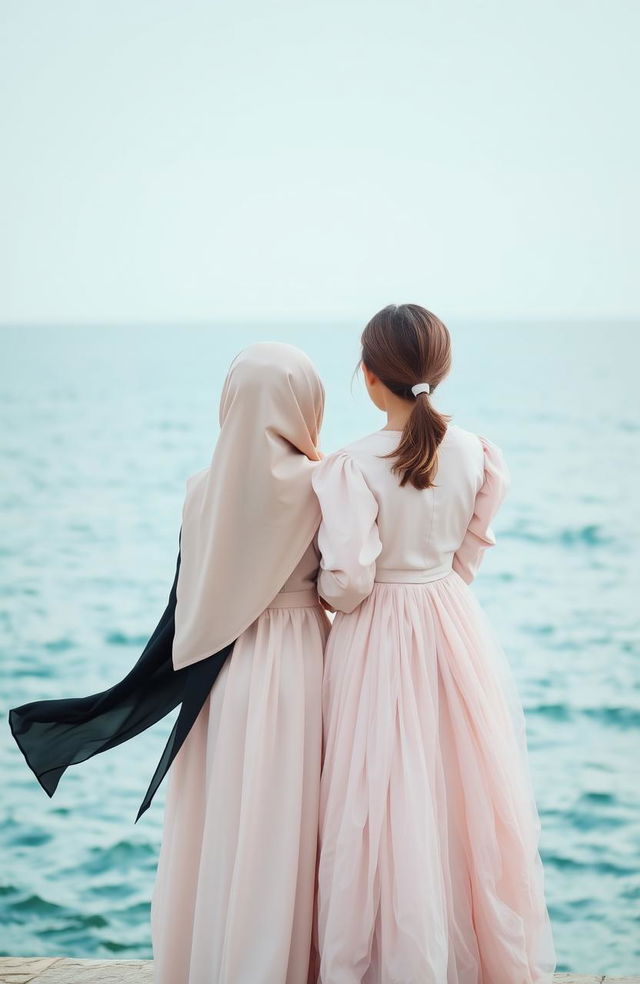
452,436 -> 510,584
312,452 -> 382,613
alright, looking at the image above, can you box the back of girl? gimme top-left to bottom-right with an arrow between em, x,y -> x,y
312,305 -> 555,984
152,343 -> 329,984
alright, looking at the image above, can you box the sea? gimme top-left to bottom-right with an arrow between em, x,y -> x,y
0,322 -> 638,974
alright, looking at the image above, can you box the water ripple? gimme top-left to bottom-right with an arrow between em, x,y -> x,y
1,324 -> 639,975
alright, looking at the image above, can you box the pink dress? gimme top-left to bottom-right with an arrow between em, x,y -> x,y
312,426 -> 555,984
151,543 -> 330,984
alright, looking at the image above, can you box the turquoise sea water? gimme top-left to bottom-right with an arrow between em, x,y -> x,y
0,323 -> 639,974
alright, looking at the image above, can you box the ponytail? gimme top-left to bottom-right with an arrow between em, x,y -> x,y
391,391 -> 449,489
361,304 -> 452,490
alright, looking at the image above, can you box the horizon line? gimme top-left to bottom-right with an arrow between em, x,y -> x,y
1,314 -> 639,330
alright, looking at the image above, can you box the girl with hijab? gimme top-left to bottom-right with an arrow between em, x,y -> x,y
9,341 -> 328,984
151,342 -> 329,984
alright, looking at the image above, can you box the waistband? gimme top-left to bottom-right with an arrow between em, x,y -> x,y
374,566 -> 452,585
267,588 -> 320,609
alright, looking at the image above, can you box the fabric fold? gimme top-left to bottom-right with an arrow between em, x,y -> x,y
173,343 -> 325,669
9,543 -> 233,820
452,436 -> 510,584
318,576 -> 554,984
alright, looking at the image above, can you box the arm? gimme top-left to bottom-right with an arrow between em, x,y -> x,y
312,452 -> 382,613
452,437 -> 510,584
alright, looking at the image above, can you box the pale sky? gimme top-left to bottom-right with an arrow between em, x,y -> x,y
1,0 -> 638,324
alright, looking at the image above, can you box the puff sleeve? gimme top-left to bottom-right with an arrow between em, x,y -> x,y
452,437 -> 511,585
311,452 -> 382,613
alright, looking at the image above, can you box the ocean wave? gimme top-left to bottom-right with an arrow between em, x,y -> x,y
582,706 -> 640,729
502,523 -> 616,548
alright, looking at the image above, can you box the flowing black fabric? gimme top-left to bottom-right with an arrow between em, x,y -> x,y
8,546 -> 233,822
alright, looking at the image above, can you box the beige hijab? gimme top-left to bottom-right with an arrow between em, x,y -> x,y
172,342 -> 325,670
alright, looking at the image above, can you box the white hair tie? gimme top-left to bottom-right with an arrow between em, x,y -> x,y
411,383 -> 431,397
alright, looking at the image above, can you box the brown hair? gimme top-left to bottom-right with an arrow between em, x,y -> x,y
361,304 -> 451,490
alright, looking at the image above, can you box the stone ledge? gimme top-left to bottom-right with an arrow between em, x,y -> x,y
1,959 -> 638,983
0,960 -> 152,984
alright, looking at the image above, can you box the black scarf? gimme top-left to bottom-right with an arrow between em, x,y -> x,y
8,546 -> 233,822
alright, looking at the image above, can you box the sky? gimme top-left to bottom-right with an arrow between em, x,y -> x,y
1,0 -> 638,324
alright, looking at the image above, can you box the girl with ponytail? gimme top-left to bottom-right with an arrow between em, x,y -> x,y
312,305 -> 555,983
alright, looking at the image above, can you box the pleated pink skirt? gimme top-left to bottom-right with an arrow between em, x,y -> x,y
151,594 -> 329,984
317,572 -> 555,984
